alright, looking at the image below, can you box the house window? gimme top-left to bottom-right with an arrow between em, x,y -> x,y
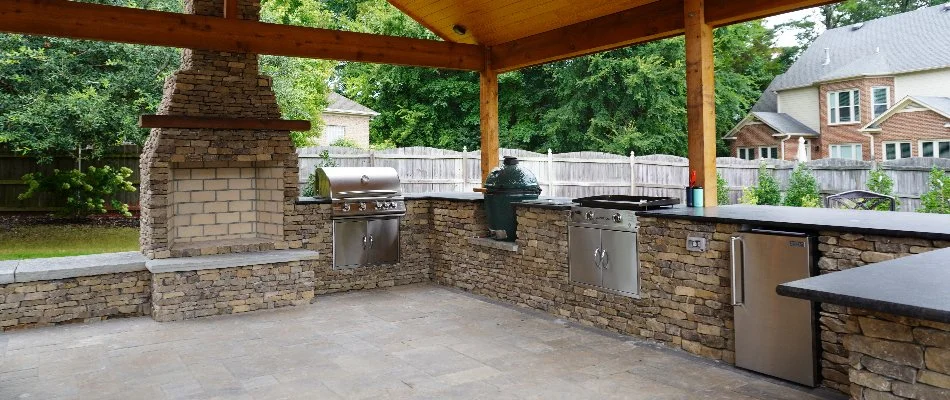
920,140 -> 950,159
758,146 -> 778,159
872,87 -> 890,119
737,147 -> 754,160
883,141 -> 912,160
829,144 -> 863,160
324,125 -> 345,144
828,89 -> 860,124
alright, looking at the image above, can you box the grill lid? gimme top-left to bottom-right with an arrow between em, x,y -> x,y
315,167 -> 401,199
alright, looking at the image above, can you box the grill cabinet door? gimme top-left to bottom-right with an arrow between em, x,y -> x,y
333,219 -> 368,268
569,226 -> 602,287
600,230 -> 639,296
366,217 -> 400,265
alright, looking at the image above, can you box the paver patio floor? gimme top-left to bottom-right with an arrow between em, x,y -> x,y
0,284 -> 842,400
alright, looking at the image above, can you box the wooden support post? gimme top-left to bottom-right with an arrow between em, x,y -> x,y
479,48 -> 500,184
684,0 -> 717,206
224,0 -> 238,19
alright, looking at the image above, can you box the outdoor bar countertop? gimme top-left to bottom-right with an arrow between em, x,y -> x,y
639,205 -> 950,324
778,248 -> 950,324
404,192 -> 574,210
637,204 -> 950,240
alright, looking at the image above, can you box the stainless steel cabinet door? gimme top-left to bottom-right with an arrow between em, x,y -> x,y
734,232 -> 816,386
600,230 -> 639,296
569,226 -> 601,287
333,219 -> 367,268
367,217 -> 400,265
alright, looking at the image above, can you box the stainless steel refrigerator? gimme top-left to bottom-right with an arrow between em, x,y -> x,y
730,230 -> 817,386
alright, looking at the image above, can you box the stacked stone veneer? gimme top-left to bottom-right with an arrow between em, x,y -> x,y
816,232 -> 950,394
843,310 -> 950,399
139,0 -> 298,259
0,272 -> 150,330
431,203 -> 738,363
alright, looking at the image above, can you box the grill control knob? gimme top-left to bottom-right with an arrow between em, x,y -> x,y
375,201 -> 383,209
341,203 -> 351,212
358,202 -> 367,211
388,201 -> 397,209
585,211 -> 594,220
613,213 -> 623,223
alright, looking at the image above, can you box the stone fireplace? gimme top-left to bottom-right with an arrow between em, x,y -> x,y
139,0 -> 300,259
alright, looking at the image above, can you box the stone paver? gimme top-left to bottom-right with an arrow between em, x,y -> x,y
0,284 -> 844,400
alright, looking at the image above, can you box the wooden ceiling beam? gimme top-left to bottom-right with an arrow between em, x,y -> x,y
492,0 -> 841,72
0,0 -> 485,71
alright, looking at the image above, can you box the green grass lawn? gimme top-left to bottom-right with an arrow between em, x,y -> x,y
0,225 -> 139,260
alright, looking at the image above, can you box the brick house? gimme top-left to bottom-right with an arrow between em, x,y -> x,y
310,92 -> 379,148
725,4 -> 950,162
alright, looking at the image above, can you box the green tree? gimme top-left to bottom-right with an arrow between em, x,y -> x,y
784,164 -> 821,207
717,172 -> 730,205
866,166 -> 901,210
918,167 -> 950,214
0,0 -> 181,164
260,0 -> 337,147
754,164 -> 782,205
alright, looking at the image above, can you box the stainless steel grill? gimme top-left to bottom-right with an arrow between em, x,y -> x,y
315,167 -> 406,218
315,167 -> 405,268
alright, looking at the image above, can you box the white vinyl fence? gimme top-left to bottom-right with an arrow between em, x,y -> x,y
298,146 -> 950,212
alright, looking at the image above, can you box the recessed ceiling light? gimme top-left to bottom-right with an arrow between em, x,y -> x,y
452,24 -> 467,35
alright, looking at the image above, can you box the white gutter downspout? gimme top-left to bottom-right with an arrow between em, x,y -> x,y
862,132 -> 876,162
780,134 -> 793,161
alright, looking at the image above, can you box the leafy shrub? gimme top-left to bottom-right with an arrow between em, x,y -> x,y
753,164 -> 782,205
866,166 -> 900,211
716,172 -> 729,205
918,167 -> 950,214
330,138 -> 361,148
19,166 -> 136,217
302,150 -> 337,197
784,164 -> 821,207
739,186 -> 758,205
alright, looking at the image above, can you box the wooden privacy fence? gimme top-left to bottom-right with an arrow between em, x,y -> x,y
4,145 -> 949,212
0,145 -> 140,212
300,146 -> 950,212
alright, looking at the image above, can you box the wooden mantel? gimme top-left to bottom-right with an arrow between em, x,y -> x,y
139,115 -> 311,132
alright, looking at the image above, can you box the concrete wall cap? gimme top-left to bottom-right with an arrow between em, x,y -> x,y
0,260 -> 17,284
13,252 -> 147,283
146,249 -> 319,273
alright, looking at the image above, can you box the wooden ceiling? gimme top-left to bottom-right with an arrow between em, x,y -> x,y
388,0 -> 659,45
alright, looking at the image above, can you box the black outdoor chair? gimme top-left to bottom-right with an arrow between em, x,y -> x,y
824,190 -> 896,211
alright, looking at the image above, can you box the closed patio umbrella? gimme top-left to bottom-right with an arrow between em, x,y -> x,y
796,137 -> 808,162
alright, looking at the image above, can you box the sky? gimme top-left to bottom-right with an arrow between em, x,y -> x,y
765,8 -> 824,48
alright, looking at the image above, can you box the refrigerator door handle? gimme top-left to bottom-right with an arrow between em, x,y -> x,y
730,236 -> 744,306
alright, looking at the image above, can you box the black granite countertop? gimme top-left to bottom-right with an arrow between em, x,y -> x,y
295,196 -> 331,205
512,198 -> 574,210
637,205 -> 950,240
404,192 -> 484,202
778,247 -> 950,323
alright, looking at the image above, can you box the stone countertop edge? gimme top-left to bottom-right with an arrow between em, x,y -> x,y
777,247 -> 950,324
7,252 -> 147,284
146,249 -> 320,274
296,196 -> 331,205
637,204 -> 950,240
404,192 -> 484,202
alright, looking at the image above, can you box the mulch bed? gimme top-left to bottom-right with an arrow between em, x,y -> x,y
0,212 -> 140,231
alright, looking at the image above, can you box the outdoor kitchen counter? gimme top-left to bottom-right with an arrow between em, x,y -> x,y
637,204 -> 950,241
778,247 -> 950,323
404,192 -> 574,210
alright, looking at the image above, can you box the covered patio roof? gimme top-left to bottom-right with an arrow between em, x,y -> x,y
0,0 -> 840,205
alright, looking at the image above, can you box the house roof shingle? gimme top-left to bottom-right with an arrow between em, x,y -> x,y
326,92 -> 379,116
752,112 -> 819,135
755,4 -> 950,112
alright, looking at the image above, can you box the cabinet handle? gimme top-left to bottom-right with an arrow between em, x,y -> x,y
362,236 -> 369,249
593,248 -> 601,268
730,236 -> 744,306
368,235 -> 375,249
601,249 -> 609,269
